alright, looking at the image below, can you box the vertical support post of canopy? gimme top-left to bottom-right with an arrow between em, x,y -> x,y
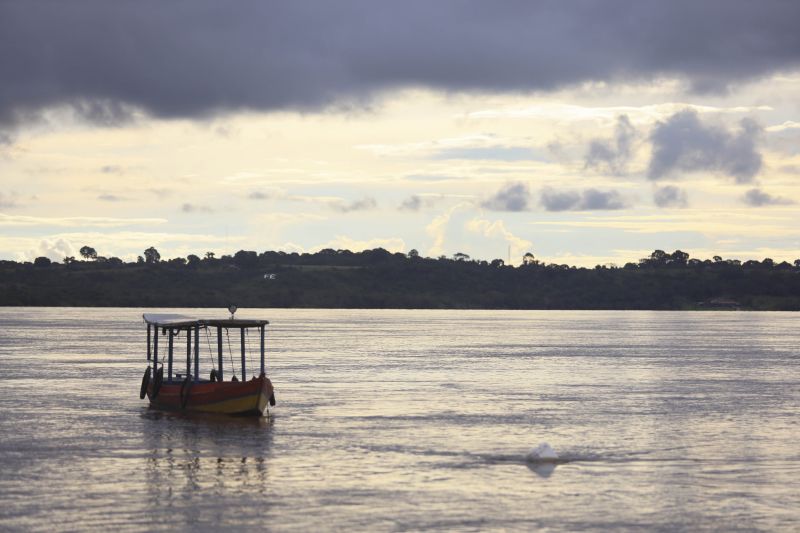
240,328 -> 246,378
260,324 -> 265,375
147,324 -> 151,361
194,325 -> 200,383
186,326 -> 191,379
167,329 -> 174,381
217,326 -> 224,381
153,326 -> 159,373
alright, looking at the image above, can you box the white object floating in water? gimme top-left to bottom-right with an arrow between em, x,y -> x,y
526,442 -> 559,462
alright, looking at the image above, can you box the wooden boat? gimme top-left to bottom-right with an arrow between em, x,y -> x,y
140,312 -> 275,416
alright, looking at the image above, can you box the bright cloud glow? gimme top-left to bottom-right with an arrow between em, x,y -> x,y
2,77 -> 800,265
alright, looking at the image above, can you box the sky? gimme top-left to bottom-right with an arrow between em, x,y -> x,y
2,1 -> 800,266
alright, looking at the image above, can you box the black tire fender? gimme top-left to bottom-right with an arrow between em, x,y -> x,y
139,367 -> 151,400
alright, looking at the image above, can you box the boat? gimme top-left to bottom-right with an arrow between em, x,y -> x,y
139,310 -> 275,416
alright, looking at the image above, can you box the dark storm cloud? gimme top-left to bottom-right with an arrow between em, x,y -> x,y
742,188 -> 793,207
540,187 -> 627,211
331,197 -> 377,213
482,182 -> 530,212
585,115 -> 637,174
653,185 -> 688,208
579,189 -> 627,210
539,189 -> 581,212
71,99 -> 137,127
648,110 -> 763,183
1,1 -> 800,129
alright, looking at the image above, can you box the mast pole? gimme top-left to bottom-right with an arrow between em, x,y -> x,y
167,329 -> 174,381
217,326 -> 224,381
194,325 -> 200,382
260,324 -> 265,375
186,326 -> 191,379
240,328 -> 247,378
153,327 -> 159,373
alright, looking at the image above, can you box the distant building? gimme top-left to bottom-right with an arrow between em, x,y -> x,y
698,297 -> 740,310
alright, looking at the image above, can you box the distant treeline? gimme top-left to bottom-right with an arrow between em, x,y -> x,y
2,247 -> 800,310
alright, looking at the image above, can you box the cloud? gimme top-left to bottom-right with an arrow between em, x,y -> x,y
399,194 -> 441,211
531,212 -> 799,238
221,171 -> 264,182
766,121 -> 800,133
481,182 -> 530,212
100,165 -> 123,174
465,217 -> 532,261
5,230 -> 247,262
653,185 -> 688,208
0,192 -> 18,208
330,197 -> 377,213
742,188 -> 794,207
432,146 -> 539,161
779,165 -> 800,175
2,3 -> 800,128
214,124 -> 237,138
466,103 -> 773,121
23,238 -> 75,262
400,195 -> 423,211
426,202 -> 471,257
358,133 -> 501,158
581,189 -> 627,210
148,187 -> 174,197
0,213 -> 165,227
248,191 -> 270,200
403,174 -> 461,182
540,187 -> 627,211
181,203 -> 214,213
69,99 -> 138,127
539,189 -> 581,212
585,115 -> 637,174
98,193 -> 125,202
647,110 -> 763,183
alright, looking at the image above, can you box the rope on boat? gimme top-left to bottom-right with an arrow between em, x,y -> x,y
225,328 -> 237,380
202,326 -> 217,373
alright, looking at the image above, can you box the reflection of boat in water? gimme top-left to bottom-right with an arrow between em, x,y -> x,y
139,312 -> 275,416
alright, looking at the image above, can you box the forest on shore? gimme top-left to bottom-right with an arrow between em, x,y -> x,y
2,247 -> 800,310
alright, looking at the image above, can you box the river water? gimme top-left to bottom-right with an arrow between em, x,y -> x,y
0,308 -> 798,531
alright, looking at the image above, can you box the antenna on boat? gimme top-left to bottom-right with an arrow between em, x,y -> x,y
228,304 -> 237,320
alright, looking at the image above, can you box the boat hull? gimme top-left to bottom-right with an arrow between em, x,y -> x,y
147,374 -> 274,416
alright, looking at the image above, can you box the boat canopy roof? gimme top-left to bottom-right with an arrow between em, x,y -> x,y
143,313 -> 269,329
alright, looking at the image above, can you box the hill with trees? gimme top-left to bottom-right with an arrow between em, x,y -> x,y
2,248 -> 800,310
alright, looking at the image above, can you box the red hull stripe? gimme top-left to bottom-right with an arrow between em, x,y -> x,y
148,376 -> 273,410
